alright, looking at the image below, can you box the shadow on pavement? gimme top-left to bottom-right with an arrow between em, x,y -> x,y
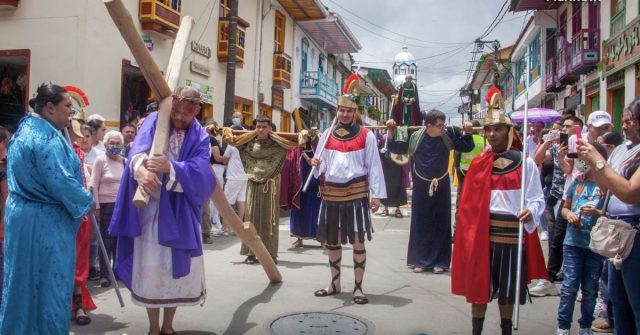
222,283 -> 282,335
274,259 -> 327,269
70,312 -> 129,334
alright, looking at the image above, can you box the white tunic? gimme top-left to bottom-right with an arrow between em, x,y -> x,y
129,129 -> 206,308
314,127 -> 387,199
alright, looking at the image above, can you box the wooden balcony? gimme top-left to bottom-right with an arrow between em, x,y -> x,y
557,44 -> 578,84
570,29 -> 599,75
299,70 -> 339,109
139,0 -> 181,39
545,56 -> 562,92
273,52 -> 292,89
0,0 -> 19,9
217,17 -> 250,67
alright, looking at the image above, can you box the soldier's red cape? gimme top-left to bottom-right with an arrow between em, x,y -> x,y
451,151 -> 548,304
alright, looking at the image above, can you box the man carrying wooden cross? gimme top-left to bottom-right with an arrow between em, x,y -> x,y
110,87 -> 215,335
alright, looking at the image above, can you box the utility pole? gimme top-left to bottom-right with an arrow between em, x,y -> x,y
223,0 -> 239,124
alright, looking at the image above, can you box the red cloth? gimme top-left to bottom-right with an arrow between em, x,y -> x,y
280,146 -> 302,211
72,144 -> 96,311
451,151 -> 548,304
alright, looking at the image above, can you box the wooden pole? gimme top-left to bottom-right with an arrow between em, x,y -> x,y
210,181 -> 282,283
104,0 -> 171,99
364,125 -> 484,131
223,0 -> 239,124
105,0 -> 195,207
104,0 -> 281,283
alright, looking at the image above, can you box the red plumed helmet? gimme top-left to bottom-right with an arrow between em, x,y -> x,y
485,86 -> 501,106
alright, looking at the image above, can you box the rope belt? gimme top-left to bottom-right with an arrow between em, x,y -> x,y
413,164 -> 448,197
261,175 -> 280,235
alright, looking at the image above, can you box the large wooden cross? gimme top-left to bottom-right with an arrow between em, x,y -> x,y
104,0 -> 281,283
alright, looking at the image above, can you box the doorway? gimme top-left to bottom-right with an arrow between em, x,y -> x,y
0,49 -> 30,132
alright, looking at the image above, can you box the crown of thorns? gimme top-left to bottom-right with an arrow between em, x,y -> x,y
172,93 -> 202,103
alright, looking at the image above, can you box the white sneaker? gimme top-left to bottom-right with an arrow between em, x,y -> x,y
556,328 -> 570,335
594,297 -> 607,318
529,279 -> 560,297
540,231 -> 549,241
579,327 -> 593,335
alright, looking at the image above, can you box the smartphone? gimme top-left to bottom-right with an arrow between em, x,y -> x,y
566,125 -> 583,158
559,132 -> 569,147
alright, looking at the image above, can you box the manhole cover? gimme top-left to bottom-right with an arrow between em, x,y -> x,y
268,311 -> 374,335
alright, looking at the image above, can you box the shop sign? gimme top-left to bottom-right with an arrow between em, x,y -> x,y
272,88 -> 284,110
190,61 -> 210,77
142,33 -> 154,51
190,41 -> 211,58
603,18 -> 640,75
185,79 -> 213,104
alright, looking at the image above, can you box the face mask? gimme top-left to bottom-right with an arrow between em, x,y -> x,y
575,159 -> 591,174
231,118 -> 241,126
106,145 -> 124,156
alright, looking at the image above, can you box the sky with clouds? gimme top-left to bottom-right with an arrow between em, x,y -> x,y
325,0 -> 531,124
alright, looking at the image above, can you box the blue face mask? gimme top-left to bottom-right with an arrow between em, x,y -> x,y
231,117 -> 241,126
106,145 -> 124,156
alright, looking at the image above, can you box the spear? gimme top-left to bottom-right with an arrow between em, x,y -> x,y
302,114 -> 337,192
513,92 -> 529,330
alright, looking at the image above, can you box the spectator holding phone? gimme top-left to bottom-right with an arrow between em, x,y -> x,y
578,100 -> 640,334
556,142 -> 609,335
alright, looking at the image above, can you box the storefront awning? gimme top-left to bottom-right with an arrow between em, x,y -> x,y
298,12 -> 361,54
277,0 -> 326,21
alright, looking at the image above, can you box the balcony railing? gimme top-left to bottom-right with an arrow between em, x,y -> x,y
273,52 -> 292,89
570,29 -> 600,75
557,44 -> 578,84
300,71 -> 339,109
139,0 -> 181,39
217,18 -> 248,66
545,56 -> 560,92
611,9 -> 626,37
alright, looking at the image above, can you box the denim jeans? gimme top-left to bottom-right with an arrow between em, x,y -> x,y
557,245 -> 604,330
548,200 -> 567,281
609,232 -> 640,335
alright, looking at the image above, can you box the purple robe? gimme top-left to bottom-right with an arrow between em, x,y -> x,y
109,112 -> 215,288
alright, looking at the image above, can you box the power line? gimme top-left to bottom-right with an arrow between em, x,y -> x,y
341,15 -> 468,50
325,0 -> 469,46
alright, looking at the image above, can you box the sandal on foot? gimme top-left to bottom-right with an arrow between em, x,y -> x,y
413,266 -> 425,273
244,255 -> 258,264
73,294 -> 91,325
315,245 -> 342,297
314,286 -> 340,297
394,209 -> 403,218
353,294 -> 369,304
74,310 -> 91,326
378,209 -> 388,217
289,240 -> 303,249
352,285 -> 368,305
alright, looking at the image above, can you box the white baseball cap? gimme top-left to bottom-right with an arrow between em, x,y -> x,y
587,111 -> 612,127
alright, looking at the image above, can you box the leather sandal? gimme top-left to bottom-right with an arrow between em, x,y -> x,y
379,208 -> 388,217
244,255 -> 258,264
352,248 -> 368,304
315,245 -> 342,297
394,208 -> 403,218
73,294 -> 91,326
